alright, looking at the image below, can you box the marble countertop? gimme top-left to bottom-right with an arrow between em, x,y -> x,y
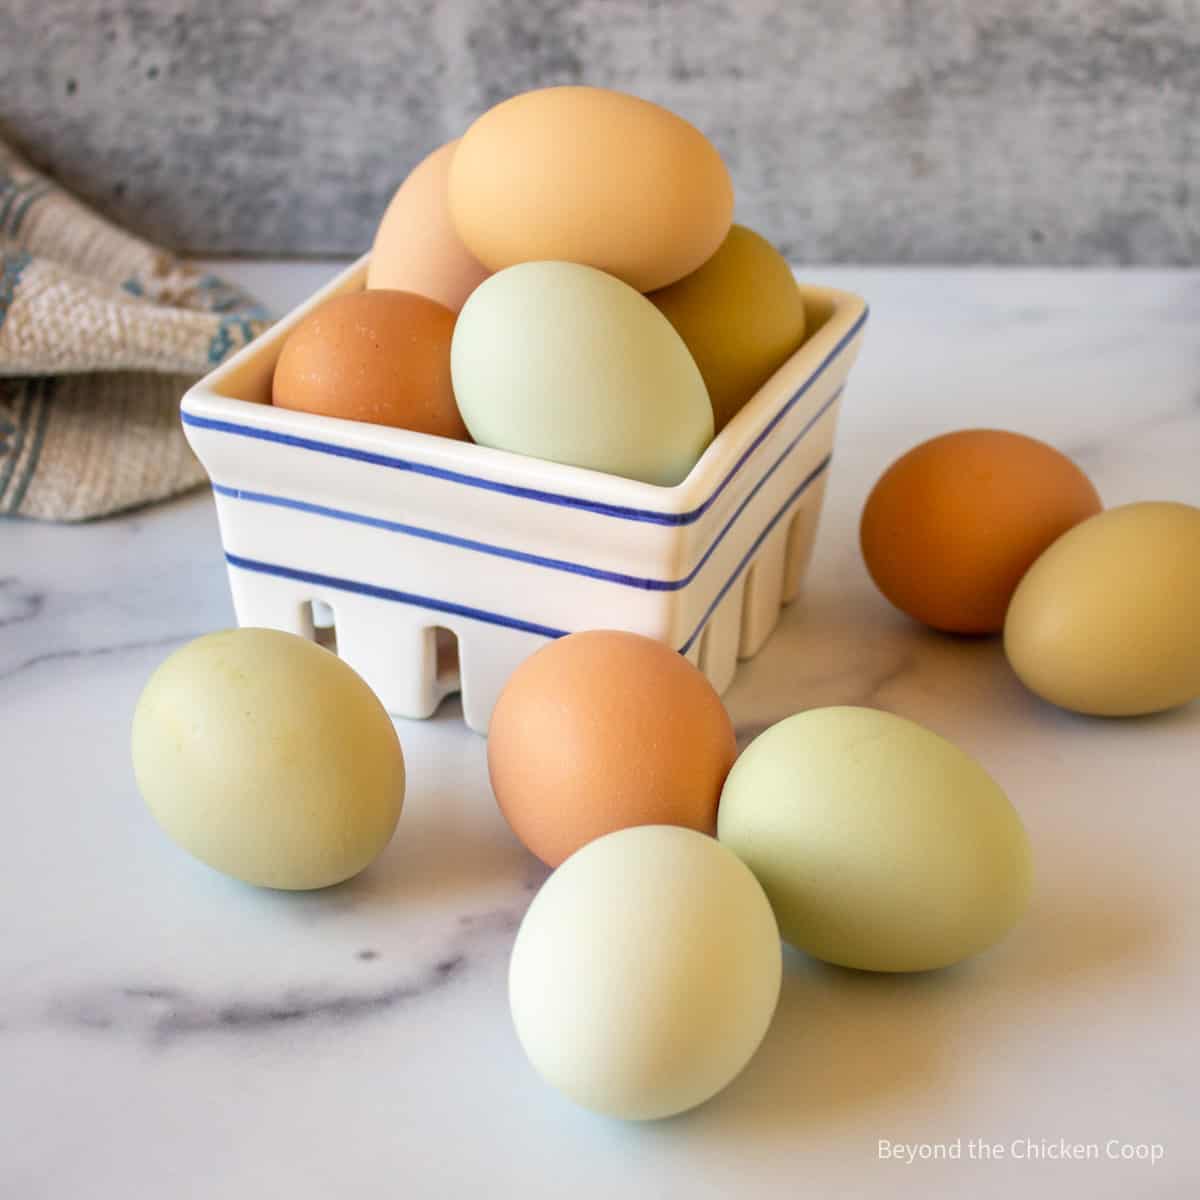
3,263 -> 1198,1199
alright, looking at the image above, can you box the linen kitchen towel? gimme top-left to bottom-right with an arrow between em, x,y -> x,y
0,136 -> 269,521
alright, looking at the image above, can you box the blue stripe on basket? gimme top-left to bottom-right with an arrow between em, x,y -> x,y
224,554 -> 570,640
212,393 -> 839,592
183,306 -> 867,527
223,453 -> 831,654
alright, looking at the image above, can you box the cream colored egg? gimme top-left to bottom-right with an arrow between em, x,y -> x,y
509,825 -> 781,1120
132,628 -> 405,890
1004,501 -> 1200,716
718,707 -> 1031,972
452,261 -> 713,485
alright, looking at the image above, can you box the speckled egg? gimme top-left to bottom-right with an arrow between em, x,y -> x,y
273,289 -> 467,439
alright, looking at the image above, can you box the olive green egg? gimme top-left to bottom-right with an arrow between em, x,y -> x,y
450,261 -> 713,486
717,706 -> 1032,972
647,224 -> 807,433
132,628 -> 405,890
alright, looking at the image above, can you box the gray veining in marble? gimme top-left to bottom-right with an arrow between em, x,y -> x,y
41,906 -> 523,1046
1,1 -> 1198,264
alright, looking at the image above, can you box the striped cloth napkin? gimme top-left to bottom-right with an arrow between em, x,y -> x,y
0,137 -> 269,521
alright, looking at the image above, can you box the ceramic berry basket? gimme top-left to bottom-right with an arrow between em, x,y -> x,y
181,254 -> 868,733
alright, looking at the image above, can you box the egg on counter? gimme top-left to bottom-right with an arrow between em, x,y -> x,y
648,224 -> 807,433
131,629 -> 405,890
452,261 -> 713,485
509,825 -> 782,1120
273,289 -> 467,439
449,85 -> 733,292
860,429 -> 1102,634
487,630 -> 736,867
718,706 -> 1032,972
367,139 -> 490,312
1005,500 -> 1200,716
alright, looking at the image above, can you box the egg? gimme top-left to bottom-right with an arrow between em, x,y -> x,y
718,707 -> 1032,972
366,139 -> 490,312
449,85 -> 733,292
509,825 -> 782,1120
648,224 -> 807,432
452,262 -> 713,485
860,429 -> 1102,634
272,290 -> 467,438
1004,501 -> 1200,716
488,630 -> 736,867
131,629 -> 405,890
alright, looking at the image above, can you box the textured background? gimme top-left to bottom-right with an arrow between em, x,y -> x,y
2,0 -> 1198,264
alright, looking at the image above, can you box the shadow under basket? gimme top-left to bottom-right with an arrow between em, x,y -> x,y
181,255 -> 868,733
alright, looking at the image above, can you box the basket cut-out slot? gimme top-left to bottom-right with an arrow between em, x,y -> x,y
433,626 -> 460,688
699,582 -> 744,695
783,481 -> 827,604
304,599 -> 338,653
739,520 -> 790,659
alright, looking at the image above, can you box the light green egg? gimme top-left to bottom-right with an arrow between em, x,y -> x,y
717,706 -> 1032,972
450,261 -> 713,486
132,628 -> 405,890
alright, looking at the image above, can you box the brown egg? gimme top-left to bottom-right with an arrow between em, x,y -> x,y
860,429 -> 1102,634
272,290 -> 467,439
487,630 -> 737,868
367,140 -> 490,312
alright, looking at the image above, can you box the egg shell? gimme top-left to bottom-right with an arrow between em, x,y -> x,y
860,429 -> 1102,634
451,261 -> 713,486
487,630 -> 736,867
131,629 -> 405,890
717,706 -> 1032,972
509,825 -> 782,1121
449,85 -> 733,292
272,289 -> 467,439
648,224 -> 807,432
1004,500 -> 1200,716
366,139 -> 490,312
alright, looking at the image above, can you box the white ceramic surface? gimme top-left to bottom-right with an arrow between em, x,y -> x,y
181,255 -> 867,731
3,263 -> 1199,1200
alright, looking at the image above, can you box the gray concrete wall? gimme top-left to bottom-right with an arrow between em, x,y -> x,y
2,1 -> 1197,264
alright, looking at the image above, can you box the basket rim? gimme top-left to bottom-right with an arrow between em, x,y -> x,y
181,253 -> 868,525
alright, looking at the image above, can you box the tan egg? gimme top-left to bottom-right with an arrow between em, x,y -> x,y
449,86 -> 733,292
1004,501 -> 1200,716
487,631 -> 737,867
860,430 -> 1102,634
272,290 -> 468,439
367,140 -> 490,312
648,225 -> 807,432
